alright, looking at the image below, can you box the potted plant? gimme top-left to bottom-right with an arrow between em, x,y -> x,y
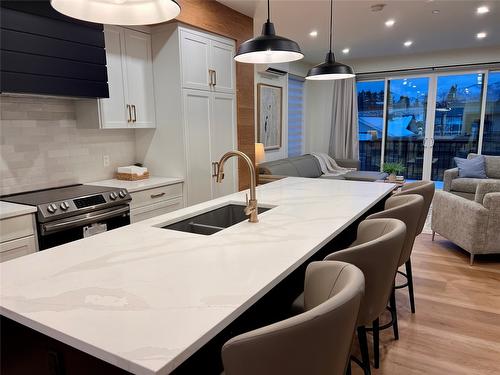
383,162 -> 405,182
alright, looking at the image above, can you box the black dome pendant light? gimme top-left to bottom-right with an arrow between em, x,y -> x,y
306,0 -> 355,80
234,0 -> 304,64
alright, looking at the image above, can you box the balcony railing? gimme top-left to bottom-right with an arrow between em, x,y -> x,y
359,137 -> 500,181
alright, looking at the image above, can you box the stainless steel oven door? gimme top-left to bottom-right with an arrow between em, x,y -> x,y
38,205 -> 130,250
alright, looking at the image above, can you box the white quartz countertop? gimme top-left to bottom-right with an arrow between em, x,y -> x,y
0,178 -> 394,375
0,201 -> 37,220
87,177 -> 184,193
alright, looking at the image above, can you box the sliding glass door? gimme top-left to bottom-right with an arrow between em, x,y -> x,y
385,77 -> 429,180
482,71 -> 500,155
357,69 -> 498,185
357,80 -> 385,171
430,73 -> 484,181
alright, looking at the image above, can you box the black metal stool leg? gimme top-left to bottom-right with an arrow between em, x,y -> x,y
346,359 -> 352,375
373,318 -> 380,369
390,286 -> 399,340
406,259 -> 416,313
357,326 -> 371,375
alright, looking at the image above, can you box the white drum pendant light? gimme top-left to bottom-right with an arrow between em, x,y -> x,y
306,0 -> 355,80
50,0 -> 181,26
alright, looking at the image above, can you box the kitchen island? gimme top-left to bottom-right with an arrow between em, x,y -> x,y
0,177 -> 395,375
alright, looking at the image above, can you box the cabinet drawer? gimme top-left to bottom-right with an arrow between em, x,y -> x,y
0,214 -> 35,243
130,198 -> 183,223
129,183 -> 183,209
0,235 -> 37,262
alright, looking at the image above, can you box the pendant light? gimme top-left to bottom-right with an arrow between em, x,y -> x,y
306,0 -> 355,80
234,0 -> 303,64
50,0 -> 181,26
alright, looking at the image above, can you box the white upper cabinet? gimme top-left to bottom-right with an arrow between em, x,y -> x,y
100,26 -> 128,128
77,26 -> 156,129
180,31 -> 211,91
123,28 -> 156,128
180,29 -> 235,94
210,40 -> 235,93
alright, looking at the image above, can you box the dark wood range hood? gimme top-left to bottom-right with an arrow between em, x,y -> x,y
0,0 -> 109,98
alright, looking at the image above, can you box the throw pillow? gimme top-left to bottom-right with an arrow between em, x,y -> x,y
454,155 -> 488,179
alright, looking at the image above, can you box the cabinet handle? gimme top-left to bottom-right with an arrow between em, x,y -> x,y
151,192 -> 166,199
213,70 -> 217,86
208,69 -> 214,86
126,105 -> 132,122
211,161 -> 219,178
132,105 -> 137,123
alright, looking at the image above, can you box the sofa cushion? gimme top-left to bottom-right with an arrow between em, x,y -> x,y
468,153 -> 500,179
455,156 -> 487,178
259,159 -> 299,176
289,155 -> 323,178
451,178 -> 484,193
343,171 -> 388,182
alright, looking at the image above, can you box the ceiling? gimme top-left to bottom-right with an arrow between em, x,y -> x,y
216,0 -> 500,64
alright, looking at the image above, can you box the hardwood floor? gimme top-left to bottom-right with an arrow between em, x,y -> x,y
352,234 -> 500,375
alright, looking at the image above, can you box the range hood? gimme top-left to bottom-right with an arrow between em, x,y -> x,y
0,1 -> 109,98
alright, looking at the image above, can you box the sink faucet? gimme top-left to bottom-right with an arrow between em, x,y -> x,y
214,150 -> 258,223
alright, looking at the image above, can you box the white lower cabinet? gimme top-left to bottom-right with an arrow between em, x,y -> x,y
130,198 -> 183,223
183,89 -> 237,206
0,236 -> 37,263
0,213 -> 37,262
129,183 -> 184,223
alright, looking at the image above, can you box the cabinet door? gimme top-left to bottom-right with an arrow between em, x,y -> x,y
211,93 -> 237,198
180,30 -> 211,91
100,25 -> 129,128
123,29 -> 156,128
210,40 -> 235,93
183,90 -> 213,206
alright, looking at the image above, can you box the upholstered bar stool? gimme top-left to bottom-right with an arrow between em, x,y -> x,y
292,219 -> 406,374
392,180 -> 435,313
221,261 -> 365,375
366,194 -> 424,361
323,219 -> 406,374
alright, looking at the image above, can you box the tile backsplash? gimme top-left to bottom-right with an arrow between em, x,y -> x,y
0,95 -> 136,195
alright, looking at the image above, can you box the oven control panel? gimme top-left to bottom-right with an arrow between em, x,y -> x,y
38,189 -> 131,221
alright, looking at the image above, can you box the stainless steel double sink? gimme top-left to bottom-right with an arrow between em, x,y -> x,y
162,204 -> 272,235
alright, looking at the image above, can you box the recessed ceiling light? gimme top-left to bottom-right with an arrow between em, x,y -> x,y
476,32 -> 487,39
309,30 -> 318,37
432,9 -> 440,14
404,40 -> 413,47
385,19 -> 395,27
477,6 -> 489,14
342,48 -> 350,54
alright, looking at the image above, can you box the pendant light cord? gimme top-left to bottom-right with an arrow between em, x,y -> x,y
267,0 -> 271,22
329,0 -> 333,53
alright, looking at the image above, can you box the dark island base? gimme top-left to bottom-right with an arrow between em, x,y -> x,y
1,198 -> 387,375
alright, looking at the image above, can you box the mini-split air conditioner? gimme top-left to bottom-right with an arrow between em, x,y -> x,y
256,65 -> 288,78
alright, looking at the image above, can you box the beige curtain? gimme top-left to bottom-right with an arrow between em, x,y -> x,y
328,78 -> 359,160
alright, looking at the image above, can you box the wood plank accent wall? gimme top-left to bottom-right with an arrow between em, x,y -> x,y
175,0 -> 255,190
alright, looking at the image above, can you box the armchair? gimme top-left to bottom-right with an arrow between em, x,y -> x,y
431,183 -> 500,264
443,153 -> 500,200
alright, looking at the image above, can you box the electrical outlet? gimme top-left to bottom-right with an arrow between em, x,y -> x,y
103,155 -> 110,167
